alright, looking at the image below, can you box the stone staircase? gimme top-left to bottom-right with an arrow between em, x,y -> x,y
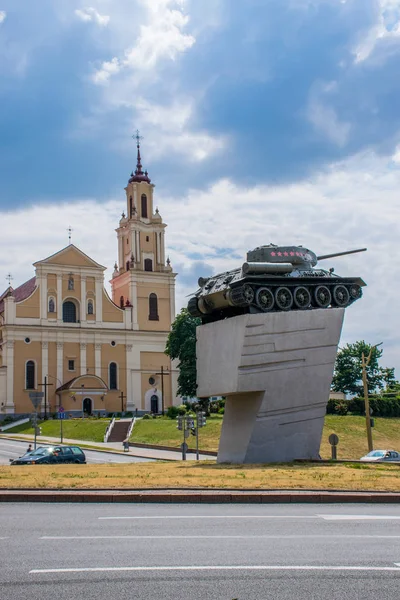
107,419 -> 132,443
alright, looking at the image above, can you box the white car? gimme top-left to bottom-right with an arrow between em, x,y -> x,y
360,450 -> 400,462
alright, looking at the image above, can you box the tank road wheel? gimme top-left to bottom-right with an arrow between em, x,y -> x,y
255,287 -> 274,312
275,287 -> 293,311
187,297 -> 203,317
349,284 -> 362,300
332,285 -> 350,307
293,286 -> 311,310
314,285 -> 332,308
230,284 -> 255,307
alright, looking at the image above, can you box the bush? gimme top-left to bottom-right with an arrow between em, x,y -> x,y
166,406 -> 179,419
142,414 -> 151,420
177,404 -> 187,416
218,407 -> 225,415
334,401 -> 348,416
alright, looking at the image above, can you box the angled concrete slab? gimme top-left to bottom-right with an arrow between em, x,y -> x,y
197,309 -> 345,464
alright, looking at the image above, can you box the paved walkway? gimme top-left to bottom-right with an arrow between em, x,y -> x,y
0,433 -> 214,461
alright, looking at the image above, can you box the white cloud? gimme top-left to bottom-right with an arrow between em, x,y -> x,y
75,7 -> 110,27
92,0 -> 194,83
307,83 -> 351,147
0,11 -> 6,24
1,150 -> 400,372
354,0 -> 400,63
92,57 -> 121,84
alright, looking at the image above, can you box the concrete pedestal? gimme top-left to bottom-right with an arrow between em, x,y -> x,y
196,309 -> 345,464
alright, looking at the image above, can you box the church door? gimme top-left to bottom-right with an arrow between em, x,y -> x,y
83,398 -> 92,416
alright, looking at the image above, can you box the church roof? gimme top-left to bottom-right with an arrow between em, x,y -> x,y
0,277 -> 36,314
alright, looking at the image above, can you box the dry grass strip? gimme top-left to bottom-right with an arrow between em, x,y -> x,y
1,461 -> 400,491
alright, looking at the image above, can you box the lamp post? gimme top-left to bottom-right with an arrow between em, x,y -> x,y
362,342 -> 382,453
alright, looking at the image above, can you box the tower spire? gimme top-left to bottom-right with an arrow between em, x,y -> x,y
129,130 -> 151,184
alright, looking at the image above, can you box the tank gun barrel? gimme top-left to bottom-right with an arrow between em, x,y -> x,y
317,248 -> 367,261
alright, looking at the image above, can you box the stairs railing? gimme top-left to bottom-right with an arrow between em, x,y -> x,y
103,417 -> 115,443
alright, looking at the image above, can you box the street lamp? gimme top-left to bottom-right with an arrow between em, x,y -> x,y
362,342 -> 383,452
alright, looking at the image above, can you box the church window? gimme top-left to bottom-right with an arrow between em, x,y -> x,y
87,299 -> 94,315
141,194 -> 148,218
109,362 -> 118,390
63,300 -> 77,323
48,297 -> 55,313
144,258 -> 153,272
149,293 -> 159,321
68,360 -> 75,371
146,236 -> 149,242
68,275 -> 74,290
26,361 -> 35,390
126,261 -> 130,271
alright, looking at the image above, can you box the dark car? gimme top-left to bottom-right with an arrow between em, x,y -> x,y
10,445 -> 86,465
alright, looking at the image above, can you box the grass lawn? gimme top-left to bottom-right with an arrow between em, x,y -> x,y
3,418 -> 109,443
1,461 -> 400,491
131,414 -> 400,459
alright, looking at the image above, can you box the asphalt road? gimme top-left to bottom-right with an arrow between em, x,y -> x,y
2,503 -> 400,599
0,438 -> 153,464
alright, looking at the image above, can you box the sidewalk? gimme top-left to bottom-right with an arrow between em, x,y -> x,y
0,433 -> 214,462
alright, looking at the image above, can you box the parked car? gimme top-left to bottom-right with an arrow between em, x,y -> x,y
360,450 -> 400,462
10,445 -> 86,465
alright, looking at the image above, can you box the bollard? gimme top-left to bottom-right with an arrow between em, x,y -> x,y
328,433 -> 339,460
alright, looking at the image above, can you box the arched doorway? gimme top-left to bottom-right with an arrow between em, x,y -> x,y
83,398 -> 92,415
150,394 -> 159,414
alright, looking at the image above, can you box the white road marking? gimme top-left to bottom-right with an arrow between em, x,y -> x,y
98,515 -> 317,520
0,450 -> 19,456
29,565 -> 400,574
319,515 -> 400,521
39,535 -> 400,540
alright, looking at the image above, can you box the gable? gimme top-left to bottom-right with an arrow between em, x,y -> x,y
34,245 -> 106,270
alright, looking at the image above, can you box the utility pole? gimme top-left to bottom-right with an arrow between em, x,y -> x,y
39,376 -> 53,419
119,391 -> 126,414
362,342 -> 382,453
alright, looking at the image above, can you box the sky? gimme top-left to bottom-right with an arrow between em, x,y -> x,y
0,0 -> 400,371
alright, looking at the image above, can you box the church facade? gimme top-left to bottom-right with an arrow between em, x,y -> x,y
0,141 -> 178,418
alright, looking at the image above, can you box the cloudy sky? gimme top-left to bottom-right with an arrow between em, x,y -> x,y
0,0 -> 399,371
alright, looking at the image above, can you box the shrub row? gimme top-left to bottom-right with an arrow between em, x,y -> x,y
327,396 -> 400,417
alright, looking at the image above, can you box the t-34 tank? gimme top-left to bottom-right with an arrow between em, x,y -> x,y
188,244 -> 367,323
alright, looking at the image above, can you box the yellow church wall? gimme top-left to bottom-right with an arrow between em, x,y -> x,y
102,290 -> 124,323
101,343 -> 127,412
137,282 -> 171,331
47,342 -> 58,412
112,281 -> 130,308
86,343 -> 95,376
13,340 -> 42,414
47,274 -> 58,319
63,342 -> 80,383
86,277 -> 95,293
140,351 -> 172,408
62,276 -> 81,300
15,286 -> 40,319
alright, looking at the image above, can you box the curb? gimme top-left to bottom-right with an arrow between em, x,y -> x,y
1,489 -> 400,503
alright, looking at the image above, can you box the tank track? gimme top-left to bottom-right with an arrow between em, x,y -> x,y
230,282 -> 362,313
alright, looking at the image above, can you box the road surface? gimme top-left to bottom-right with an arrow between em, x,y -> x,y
0,438 -> 153,464
2,503 -> 400,599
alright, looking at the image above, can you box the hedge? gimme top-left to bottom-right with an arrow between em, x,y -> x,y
327,396 -> 400,417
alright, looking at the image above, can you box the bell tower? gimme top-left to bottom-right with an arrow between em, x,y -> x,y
111,133 -> 175,332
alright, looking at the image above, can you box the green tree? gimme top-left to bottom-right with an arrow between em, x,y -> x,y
332,341 -> 386,396
165,308 -> 201,397
381,367 -> 398,391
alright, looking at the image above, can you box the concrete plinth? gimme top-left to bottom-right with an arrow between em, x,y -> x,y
196,309 -> 345,464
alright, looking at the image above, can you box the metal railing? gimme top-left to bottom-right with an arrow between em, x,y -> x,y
103,417 -> 115,443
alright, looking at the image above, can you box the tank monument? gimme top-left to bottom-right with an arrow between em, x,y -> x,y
189,243 -> 366,463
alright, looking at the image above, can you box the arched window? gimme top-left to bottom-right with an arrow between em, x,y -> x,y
26,361 -> 35,390
63,300 -> 77,323
48,297 -> 55,313
144,258 -> 153,272
87,299 -> 94,315
149,293 -> 159,321
120,295 -> 124,308
141,194 -> 148,218
129,196 -> 133,217
109,362 -> 118,390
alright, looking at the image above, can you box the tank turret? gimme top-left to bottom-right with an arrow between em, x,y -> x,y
188,244 -> 366,323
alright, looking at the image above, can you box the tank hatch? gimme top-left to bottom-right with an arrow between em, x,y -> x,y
247,244 -> 317,267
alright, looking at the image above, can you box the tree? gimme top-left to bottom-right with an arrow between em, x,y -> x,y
165,308 -> 201,398
381,367 -> 398,391
332,340 -> 388,396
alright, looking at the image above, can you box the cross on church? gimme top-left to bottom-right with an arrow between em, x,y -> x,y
6,273 -> 13,286
133,129 -> 143,147
67,226 -> 73,245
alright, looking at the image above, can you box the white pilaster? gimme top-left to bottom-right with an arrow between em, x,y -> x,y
56,343 -> 63,385
135,231 -> 140,263
42,342 -> 48,388
80,343 -> 87,375
57,275 -> 62,322
130,279 -> 138,326
39,275 -> 47,319
161,231 -> 165,265
95,344 -> 102,377
170,278 -> 176,324
5,341 -> 14,413
133,185 -> 137,208
156,232 -> 160,264
130,347 -> 142,409
95,278 -> 103,322
81,277 -> 87,323
126,344 -> 135,411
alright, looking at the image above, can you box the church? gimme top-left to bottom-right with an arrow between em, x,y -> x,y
0,138 -> 179,417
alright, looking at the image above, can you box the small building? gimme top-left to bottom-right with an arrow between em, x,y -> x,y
0,140 -> 178,417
